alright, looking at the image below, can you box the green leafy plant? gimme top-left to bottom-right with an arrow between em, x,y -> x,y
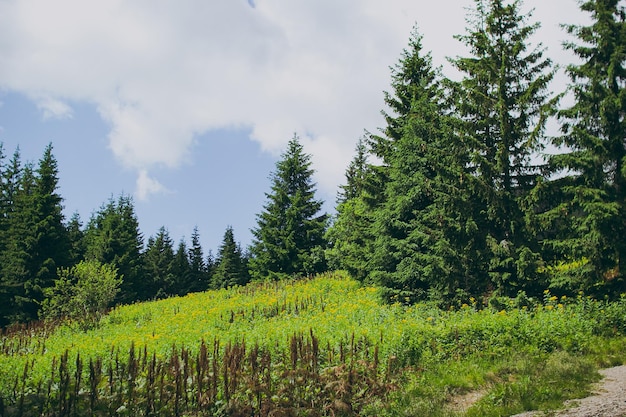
41,260 -> 121,330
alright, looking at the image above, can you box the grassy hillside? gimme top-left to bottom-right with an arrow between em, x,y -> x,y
1,272 -> 625,416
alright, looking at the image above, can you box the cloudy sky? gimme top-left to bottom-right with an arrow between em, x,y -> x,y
0,0 -> 589,252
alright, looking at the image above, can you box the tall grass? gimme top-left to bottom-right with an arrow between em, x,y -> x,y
0,272 -> 625,416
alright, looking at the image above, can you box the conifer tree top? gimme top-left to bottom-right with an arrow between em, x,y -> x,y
249,134 -> 327,280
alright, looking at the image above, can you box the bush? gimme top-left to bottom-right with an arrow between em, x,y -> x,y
41,260 -> 121,329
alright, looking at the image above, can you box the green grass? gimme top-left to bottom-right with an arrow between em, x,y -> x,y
0,272 -> 625,416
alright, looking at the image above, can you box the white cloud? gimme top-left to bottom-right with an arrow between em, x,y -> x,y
0,0 -> 588,198
135,169 -> 169,201
35,96 -> 73,120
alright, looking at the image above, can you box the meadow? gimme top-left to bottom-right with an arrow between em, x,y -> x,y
1,271 -> 625,416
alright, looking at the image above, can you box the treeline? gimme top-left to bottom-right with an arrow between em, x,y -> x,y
0,144 -> 251,326
1,0 -> 625,326
327,0 -> 626,303
0,129 -> 327,327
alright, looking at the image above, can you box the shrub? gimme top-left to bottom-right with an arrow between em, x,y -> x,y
41,260 -> 121,330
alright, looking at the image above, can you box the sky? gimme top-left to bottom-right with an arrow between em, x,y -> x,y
0,0 -> 591,253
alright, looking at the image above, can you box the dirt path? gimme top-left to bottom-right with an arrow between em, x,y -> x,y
512,365 -> 626,417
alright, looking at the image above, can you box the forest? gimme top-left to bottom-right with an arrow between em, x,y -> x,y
0,0 -> 625,415
0,0 -> 625,327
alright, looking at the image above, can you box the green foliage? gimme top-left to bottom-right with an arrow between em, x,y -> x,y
142,227 -> 176,299
337,137 -> 370,204
449,0 -> 556,296
170,238 -> 192,296
464,352 -> 598,417
326,197 -> 374,282
368,29 -> 479,301
84,194 -> 144,303
332,0 -> 560,301
187,225 -> 210,292
0,144 -> 71,325
212,226 -> 249,289
325,138 -> 375,281
66,211 -> 86,265
541,0 -> 626,295
249,134 -> 328,280
1,273 -> 625,416
0,148 -> 29,326
41,260 -> 121,330
33,144 -> 71,273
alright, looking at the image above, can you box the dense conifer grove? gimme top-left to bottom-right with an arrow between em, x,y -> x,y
0,0 -> 624,327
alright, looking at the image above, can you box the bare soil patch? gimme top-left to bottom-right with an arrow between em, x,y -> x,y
447,389 -> 487,413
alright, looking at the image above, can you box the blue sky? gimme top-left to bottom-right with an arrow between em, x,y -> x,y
0,0 -> 588,252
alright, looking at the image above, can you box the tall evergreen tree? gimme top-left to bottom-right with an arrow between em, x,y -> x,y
32,144 -> 71,278
0,145 -> 20,326
3,148 -> 23,212
249,135 -> 328,280
1,163 -> 37,323
212,226 -> 248,288
364,31 -> 477,302
142,227 -> 176,299
171,239 -> 192,296
337,137 -> 370,204
450,0 -> 557,295
188,226 -> 210,292
0,144 -> 8,313
84,195 -> 143,303
0,148 -> 24,276
0,143 -> 6,254
206,250 -> 216,283
3,148 -> 22,211
66,211 -> 86,266
325,137 -> 376,281
0,145 -> 70,322
541,0 -> 626,294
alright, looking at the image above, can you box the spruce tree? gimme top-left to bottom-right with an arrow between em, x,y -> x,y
0,143 -> 6,254
249,134 -> 328,280
325,138 -> 376,281
337,137 -> 370,204
66,212 -> 86,265
450,0 -> 557,295
84,195 -> 143,303
0,145 -> 14,326
206,250 -> 216,283
0,147 -> 24,273
212,226 -> 248,288
0,144 -> 8,325
171,239 -> 192,296
3,148 -> 22,206
3,148 -> 23,213
188,226 -> 209,292
365,31 -> 478,302
142,227 -> 176,299
1,163 -> 37,323
0,145 -> 70,322
541,0 -> 626,294
33,144 -> 71,272
369,25 -> 441,166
